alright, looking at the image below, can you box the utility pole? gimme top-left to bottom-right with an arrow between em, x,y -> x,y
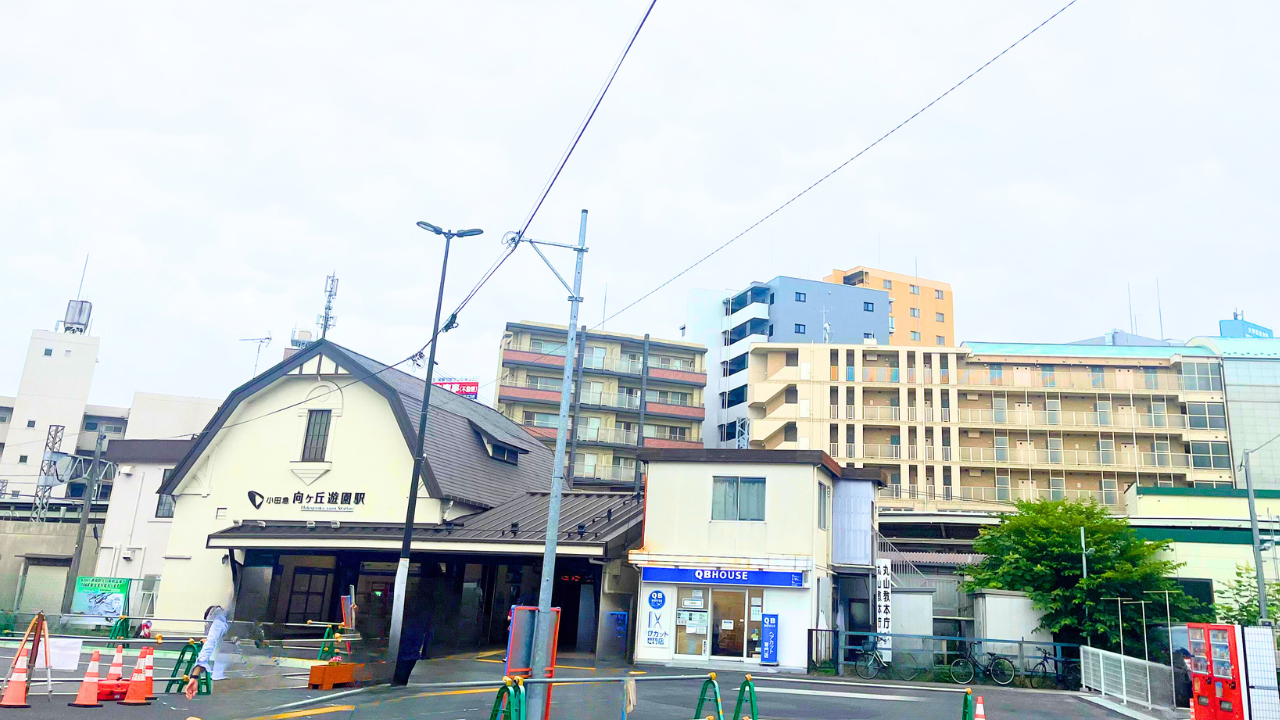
62,431 -> 105,614
320,274 -> 339,339
567,326 -> 587,484
526,210 -> 588,720
1243,450 -> 1270,623
1081,526 -> 1091,647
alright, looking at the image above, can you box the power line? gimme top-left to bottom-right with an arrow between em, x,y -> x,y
601,0 -> 1078,327
514,0 -> 657,242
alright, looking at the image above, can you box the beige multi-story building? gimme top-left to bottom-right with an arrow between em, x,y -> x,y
734,339 -> 1232,514
495,322 -> 707,487
823,266 -> 954,347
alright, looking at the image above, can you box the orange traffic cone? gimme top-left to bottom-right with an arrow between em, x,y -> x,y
105,644 -> 125,683
975,695 -> 987,720
68,649 -> 103,708
118,654 -> 151,706
142,647 -> 156,700
0,646 -> 32,708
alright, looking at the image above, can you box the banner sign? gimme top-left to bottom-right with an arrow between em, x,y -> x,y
70,576 -> 130,617
761,614 -> 779,666
641,567 -> 804,588
875,559 -> 892,659
434,377 -> 480,399
248,490 -> 366,512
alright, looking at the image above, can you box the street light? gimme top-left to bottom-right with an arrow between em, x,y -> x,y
386,219 -> 481,686
1242,449 -> 1271,624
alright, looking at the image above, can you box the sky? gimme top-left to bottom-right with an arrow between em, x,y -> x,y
2,1 -> 1278,409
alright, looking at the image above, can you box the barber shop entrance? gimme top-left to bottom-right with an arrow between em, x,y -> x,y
234,549 -> 600,656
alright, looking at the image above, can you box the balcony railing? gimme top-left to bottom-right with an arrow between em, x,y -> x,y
826,364 -> 1217,393
862,406 -> 902,422
878,484 -> 1121,506
576,426 -> 640,445
954,408 -> 1190,430
954,446 -> 1192,469
571,462 -> 636,482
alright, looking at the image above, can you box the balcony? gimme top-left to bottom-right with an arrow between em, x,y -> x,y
862,406 -> 902,422
571,461 -> 637,484
954,408 -> 1190,431
576,426 -> 639,446
877,484 -> 1122,508
954,369 -> 1197,393
500,383 -> 703,420
954,446 -> 1193,470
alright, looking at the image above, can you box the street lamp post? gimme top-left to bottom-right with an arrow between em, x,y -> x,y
386,220 -> 482,685
1242,449 -> 1271,624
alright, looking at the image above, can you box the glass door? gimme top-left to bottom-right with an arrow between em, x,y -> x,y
711,590 -> 747,658
674,587 -> 710,657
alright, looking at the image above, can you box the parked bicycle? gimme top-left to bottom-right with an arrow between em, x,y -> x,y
949,641 -> 1016,685
854,638 -> 924,681
1029,648 -> 1080,690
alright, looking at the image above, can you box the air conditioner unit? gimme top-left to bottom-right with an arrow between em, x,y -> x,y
967,430 -> 981,438
966,393 -> 980,400
866,354 -> 879,361
120,549 -> 135,561
969,468 -> 982,477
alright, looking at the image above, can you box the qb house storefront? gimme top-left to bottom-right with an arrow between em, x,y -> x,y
633,566 -> 814,668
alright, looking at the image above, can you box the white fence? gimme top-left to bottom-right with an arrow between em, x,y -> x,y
1080,646 -> 1175,709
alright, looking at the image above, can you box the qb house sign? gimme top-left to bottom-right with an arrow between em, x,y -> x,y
641,567 -> 805,587
247,490 -> 367,513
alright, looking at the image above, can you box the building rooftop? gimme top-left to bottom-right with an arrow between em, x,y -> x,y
963,341 -> 1215,359
1186,337 -> 1280,358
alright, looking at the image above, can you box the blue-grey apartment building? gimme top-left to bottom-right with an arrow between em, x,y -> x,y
1187,337 -> 1280,489
683,276 -> 890,449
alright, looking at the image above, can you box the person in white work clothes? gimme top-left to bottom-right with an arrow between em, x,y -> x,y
185,605 -> 231,700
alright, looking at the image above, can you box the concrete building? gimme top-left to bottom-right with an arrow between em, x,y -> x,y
495,321 -> 706,488
631,449 -> 880,670
154,339 -> 643,657
683,277 -> 889,452
1185,337 -> 1280,490
823,266 -> 953,347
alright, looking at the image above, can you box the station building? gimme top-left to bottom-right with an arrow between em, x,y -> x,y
153,340 -> 643,657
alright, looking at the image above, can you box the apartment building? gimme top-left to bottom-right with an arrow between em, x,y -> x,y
495,321 -> 706,487
823,266 -> 954,346
685,277 -> 889,451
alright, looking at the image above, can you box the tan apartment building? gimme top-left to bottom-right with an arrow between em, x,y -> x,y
495,322 -> 707,487
824,266 -> 954,346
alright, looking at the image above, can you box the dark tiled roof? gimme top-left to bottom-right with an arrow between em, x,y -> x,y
208,490 -> 643,550
104,439 -> 196,464
160,340 -> 553,510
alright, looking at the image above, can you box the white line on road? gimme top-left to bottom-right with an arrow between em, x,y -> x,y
760,676 -> 969,693
755,687 -> 924,702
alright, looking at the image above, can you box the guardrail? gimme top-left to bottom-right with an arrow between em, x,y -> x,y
828,631 -> 1080,682
1080,645 -> 1175,709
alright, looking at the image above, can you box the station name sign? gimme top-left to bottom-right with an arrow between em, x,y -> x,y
247,490 -> 366,512
641,566 -> 804,588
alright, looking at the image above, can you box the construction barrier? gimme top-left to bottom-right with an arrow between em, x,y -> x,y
960,688 -> 975,720
488,676 -> 526,720
693,672 -> 725,720
731,675 -> 758,720
164,639 -> 210,696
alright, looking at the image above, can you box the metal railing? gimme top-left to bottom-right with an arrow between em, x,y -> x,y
576,426 -> 640,445
954,446 -> 1193,469
1081,645 -> 1175,709
877,484 -> 1121,507
571,462 -> 636,482
954,408 -> 1190,430
833,631 -> 1079,679
862,406 -> 902,421
828,365 -> 1218,393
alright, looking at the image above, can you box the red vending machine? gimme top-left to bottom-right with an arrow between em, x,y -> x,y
1188,623 -> 1248,720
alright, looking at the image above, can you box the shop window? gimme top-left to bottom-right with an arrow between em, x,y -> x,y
301,409 -> 332,462
712,476 -> 765,521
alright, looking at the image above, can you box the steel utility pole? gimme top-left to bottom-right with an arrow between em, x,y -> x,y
1243,450 -> 1270,623
526,210 -> 588,720
387,220 -> 481,684
1081,526 -> 1091,647
62,431 -> 105,614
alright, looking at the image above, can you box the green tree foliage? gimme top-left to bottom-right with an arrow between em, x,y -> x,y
962,500 -> 1208,652
1215,564 -> 1280,626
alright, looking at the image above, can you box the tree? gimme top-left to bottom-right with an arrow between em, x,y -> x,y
1215,564 -> 1280,626
962,500 -> 1208,652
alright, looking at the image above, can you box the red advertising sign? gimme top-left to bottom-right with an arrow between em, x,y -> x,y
433,378 -> 479,399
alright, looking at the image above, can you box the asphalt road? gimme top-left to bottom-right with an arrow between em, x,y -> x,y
0,658 -> 1136,720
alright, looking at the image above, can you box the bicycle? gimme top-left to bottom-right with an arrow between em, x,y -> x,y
1029,648 -> 1081,690
854,638 -> 923,681
949,642 -> 1016,686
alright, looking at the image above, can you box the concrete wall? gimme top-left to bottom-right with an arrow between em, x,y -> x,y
124,392 -> 220,440
94,460 -> 173,586
762,277 -> 889,345
0,519 -> 99,613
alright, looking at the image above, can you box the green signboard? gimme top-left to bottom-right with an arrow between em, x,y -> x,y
70,576 -> 130,617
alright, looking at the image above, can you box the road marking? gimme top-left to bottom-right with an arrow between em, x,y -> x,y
553,663 -> 596,670
754,687 -> 923,702
475,658 -> 504,664
761,676 -> 969,694
240,705 -> 355,719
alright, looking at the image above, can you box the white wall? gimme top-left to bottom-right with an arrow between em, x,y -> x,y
125,392 -> 220,439
972,589 -> 1052,669
763,586 -> 811,670
94,461 -> 174,583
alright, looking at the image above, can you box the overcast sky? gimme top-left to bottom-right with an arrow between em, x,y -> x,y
2,1 -> 1277,410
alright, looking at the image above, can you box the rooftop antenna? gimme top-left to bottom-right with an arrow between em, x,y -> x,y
1127,282 -> 1134,335
319,273 -> 339,339
76,255 -> 89,301
240,333 -> 273,377
1156,279 -> 1165,340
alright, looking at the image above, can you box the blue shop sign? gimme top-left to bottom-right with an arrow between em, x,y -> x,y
641,566 -> 804,588
760,614 -> 779,666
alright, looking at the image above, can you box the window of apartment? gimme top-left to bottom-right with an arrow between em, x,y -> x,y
42,348 -> 52,357
909,284 -> 920,295
910,331 -> 921,341
644,424 -> 689,441
993,397 -> 1008,422
995,470 -> 1010,501
1181,362 -> 1223,392
935,289 -> 945,300
990,364 -> 1003,382
863,302 -> 874,312
1097,400 -> 1112,425
301,409 -> 332,462
529,338 -> 567,357
104,424 -> 125,434
768,324 -> 774,338
769,293 -> 775,305
1048,437 -> 1064,463
1099,438 -> 1115,464
724,353 -> 748,377
818,483 -> 829,530
785,351 -> 799,367
936,336 -> 945,346
523,411 -> 559,427
719,422 -> 739,442
1144,368 -> 1161,389
529,375 -> 560,391
1046,398 -> 1061,424
18,455 -> 29,464
0,411 -> 8,423
96,483 -> 113,501
795,291 -> 807,302
795,324 -> 806,335
1187,402 -> 1227,430
712,476 -> 765,521
26,420 -> 35,428
655,356 -> 694,372
864,333 -> 875,339
1191,441 -> 1231,469
995,435 -> 1009,461
1090,366 -> 1105,388
889,318 -> 896,332
784,424 -> 798,442
156,493 -> 176,519
909,307 -> 920,318
724,385 -> 747,408
1041,366 -> 1056,387
582,346 -> 607,370
1102,478 -> 1118,505
1050,472 -> 1066,500
647,389 -> 692,406
84,420 -> 98,431
883,279 -> 892,289
784,386 -> 799,403
936,312 -> 945,323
